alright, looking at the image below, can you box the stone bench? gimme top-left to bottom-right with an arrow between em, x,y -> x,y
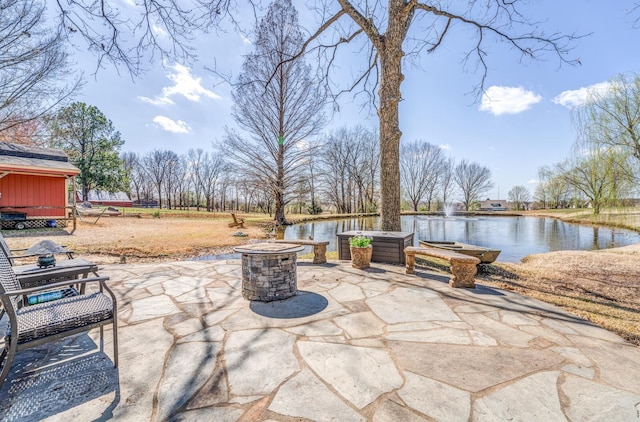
404,246 -> 481,288
270,239 -> 329,264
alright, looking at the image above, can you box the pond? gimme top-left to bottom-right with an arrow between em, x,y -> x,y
283,215 -> 640,263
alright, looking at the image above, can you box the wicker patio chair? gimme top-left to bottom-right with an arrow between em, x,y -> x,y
0,251 -> 118,388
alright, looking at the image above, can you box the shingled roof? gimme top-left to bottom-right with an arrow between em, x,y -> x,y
0,142 -> 79,176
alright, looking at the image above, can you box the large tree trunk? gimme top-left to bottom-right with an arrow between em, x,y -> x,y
377,40 -> 403,231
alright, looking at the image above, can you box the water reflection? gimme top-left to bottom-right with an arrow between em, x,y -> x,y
284,215 -> 640,263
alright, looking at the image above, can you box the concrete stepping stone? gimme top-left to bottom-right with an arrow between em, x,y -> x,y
386,328 -> 472,345
157,342 -> 221,421
225,329 -> 298,396
560,374 -> 640,421
298,341 -> 402,409
367,287 -> 459,324
334,311 -> 385,338
328,283 -> 365,302
373,398 -> 429,421
473,371 -> 565,421
398,371 -> 471,422
269,369 -> 365,421
390,343 -> 564,392
129,295 -> 180,323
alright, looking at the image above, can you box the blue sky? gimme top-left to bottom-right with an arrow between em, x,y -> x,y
68,1 -> 639,200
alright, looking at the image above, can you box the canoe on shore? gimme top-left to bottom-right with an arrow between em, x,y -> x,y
418,240 -> 501,264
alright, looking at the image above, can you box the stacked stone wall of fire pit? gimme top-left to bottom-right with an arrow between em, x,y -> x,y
241,252 -> 298,301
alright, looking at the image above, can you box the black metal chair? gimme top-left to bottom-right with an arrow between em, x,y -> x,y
0,251 -> 118,388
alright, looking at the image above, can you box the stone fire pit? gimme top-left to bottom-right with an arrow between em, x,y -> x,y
233,243 -> 305,301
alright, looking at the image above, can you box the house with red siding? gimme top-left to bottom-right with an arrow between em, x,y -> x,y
0,142 -> 79,229
76,190 -> 133,208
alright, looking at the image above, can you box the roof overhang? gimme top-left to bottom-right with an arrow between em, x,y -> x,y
0,156 -> 80,177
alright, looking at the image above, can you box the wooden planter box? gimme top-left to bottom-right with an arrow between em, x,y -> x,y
337,230 -> 414,265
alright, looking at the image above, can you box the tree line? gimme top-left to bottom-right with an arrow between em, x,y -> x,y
95,125 -> 495,216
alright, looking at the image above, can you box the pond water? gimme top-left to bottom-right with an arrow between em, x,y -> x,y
283,215 -> 640,263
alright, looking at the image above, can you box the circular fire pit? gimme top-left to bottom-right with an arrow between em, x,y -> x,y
233,243 -> 305,302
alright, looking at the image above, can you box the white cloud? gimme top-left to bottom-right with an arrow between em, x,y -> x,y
138,63 -> 220,106
527,179 -> 538,184
552,81 -> 613,109
153,116 -> 191,133
152,24 -> 168,38
480,86 -> 542,116
139,96 -> 174,106
438,144 -> 452,150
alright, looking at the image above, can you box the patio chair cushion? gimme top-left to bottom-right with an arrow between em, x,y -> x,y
7,292 -> 114,344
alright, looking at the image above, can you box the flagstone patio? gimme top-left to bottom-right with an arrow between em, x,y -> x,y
1,259 -> 639,421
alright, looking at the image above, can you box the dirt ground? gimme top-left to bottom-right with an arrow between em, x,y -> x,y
2,215 -> 272,263
3,213 -> 639,346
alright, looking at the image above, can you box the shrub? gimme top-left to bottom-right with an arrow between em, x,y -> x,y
348,234 -> 372,248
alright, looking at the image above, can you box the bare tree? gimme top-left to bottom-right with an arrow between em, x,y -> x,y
454,160 -> 494,211
307,150 -> 322,214
163,155 -> 188,209
198,152 -> 226,212
121,152 -> 139,199
508,185 -> 531,211
221,0 -> 326,225
320,131 -> 353,213
346,127 -> 380,213
188,149 -> 206,210
440,158 -> 456,210
50,1 -> 578,231
1,0 -> 79,133
400,140 -> 445,211
0,119 -> 45,145
319,126 -> 379,214
142,149 -> 178,209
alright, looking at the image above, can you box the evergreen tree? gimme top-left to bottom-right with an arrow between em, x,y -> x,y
48,102 -> 126,200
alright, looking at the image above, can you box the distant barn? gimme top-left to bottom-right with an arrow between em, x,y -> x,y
77,190 -> 133,208
0,142 -> 79,229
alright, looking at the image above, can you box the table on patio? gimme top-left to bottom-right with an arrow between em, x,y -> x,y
233,243 -> 304,301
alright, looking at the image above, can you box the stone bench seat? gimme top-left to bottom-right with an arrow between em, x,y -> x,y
404,246 -> 480,288
270,239 -> 329,264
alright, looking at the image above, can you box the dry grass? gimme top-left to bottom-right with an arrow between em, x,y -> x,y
3,212 -> 280,263
475,246 -> 640,346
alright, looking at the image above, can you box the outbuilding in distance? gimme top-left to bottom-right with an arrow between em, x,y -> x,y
0,142 -> 79,230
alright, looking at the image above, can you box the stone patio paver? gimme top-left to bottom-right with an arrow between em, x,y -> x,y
0,259 -> 639,421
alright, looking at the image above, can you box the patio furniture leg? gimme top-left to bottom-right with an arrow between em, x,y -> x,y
113,320 -> 119,368
0,339 -> 17,388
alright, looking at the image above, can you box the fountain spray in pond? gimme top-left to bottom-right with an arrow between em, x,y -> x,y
444,203 -> 456,218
